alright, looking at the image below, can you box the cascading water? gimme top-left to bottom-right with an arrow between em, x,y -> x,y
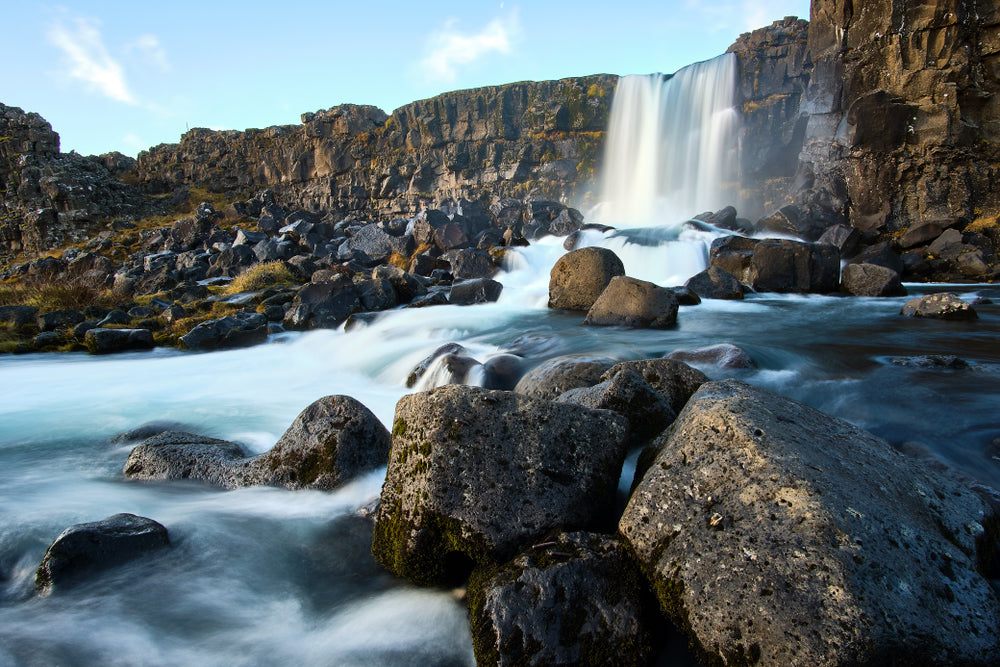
595,53 -> 741,228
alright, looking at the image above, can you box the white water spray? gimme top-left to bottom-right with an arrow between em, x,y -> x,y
595,53 -> 740,228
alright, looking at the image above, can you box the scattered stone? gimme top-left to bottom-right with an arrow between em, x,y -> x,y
0,305 -> 39,329
449,278 -> 503,305
180,311 -> 268,350
468,532 -> 654,667
372,265 -> 427,303
354,278 -> 398,311
37,309 -> 85,332
405,290 -> 450,308
584,276 -> 678,329
841,263 -> 907,297
97,310 -> 131,327
548,247 -> 625,311
372,385 -> 629,586
283,277 -> 360,330
84,328 -> 155,354
513,355 -> 616,400
666,343 -> 757,369
449,248 -> 495,280
35,514 -> 169,593
620,380 -> 1000,665
901,293 -> 978,320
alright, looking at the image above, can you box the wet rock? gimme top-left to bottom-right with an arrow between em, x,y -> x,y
817,224 -> 862,258
405,290 -> 450,309
841,263 -> 907,297
748,239 -> 840,293
889,355 -> 969,369
480,354 -> 525,390
684,266 -> 745,300
600,359 -> 708,415
97,310 -> 131,327
901,293 -> 978,320
513,355 -> 616,400
72,320 -> 98,339
180,311 -> 268,349
37,309 -> 84,332
548,247 -> 625,311
125,396 -> 389,491
84,328 -> 154,355
468,532 -> 654,667
111,421 -> 194,443
669,285 -> 701,306
247,395 -> 392,490
556,368 -> 675,445
620,380 -> 1000,665
35,514 -> 169,593
372,385 -> 628,586
449,278 -> 503,305
448,248 -> 495,280
666,343 -> 757,369
283,277 -> 360,330
851,241 -> 905,275
407,343 -> 470,388
584,276 -> 678,329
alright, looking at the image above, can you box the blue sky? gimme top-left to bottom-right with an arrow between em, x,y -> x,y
2,1 -> 810,157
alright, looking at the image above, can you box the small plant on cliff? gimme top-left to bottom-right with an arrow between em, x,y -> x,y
225,261 -> 295,294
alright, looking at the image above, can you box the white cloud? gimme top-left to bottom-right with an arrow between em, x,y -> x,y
47,16 -> 135,104
420,11 -> 522,83
126,34 -> 170,72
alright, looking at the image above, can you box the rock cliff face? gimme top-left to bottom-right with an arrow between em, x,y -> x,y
0,103 -> 149,255
731,1 -> 1000,252
130,76 -> 617,220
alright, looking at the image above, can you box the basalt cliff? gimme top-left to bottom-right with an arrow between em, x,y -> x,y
2,0 -> 999,280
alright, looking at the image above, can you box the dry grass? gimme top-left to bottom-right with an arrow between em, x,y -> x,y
0,277 -> 118,312
225,261 -> 295,295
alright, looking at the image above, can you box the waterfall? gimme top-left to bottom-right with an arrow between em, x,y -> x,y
595,53 -> 741,228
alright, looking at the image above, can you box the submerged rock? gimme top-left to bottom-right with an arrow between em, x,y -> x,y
372,385 -> 628,586
35,514 -> 169,593
548,247 -> 625,311
620,380 -> 1000,665
124,396 -> 390,491
468,532 -> 655,667
665,343 -> 757,369
901,292 -> 978,320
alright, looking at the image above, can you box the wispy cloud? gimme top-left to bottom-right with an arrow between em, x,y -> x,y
420,10 -> 522,83
48,15 -> 135,104
126,34 -> 170,72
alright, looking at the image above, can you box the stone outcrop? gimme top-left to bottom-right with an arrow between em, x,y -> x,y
620,379 -> 1000,665
371,385 -> 628,586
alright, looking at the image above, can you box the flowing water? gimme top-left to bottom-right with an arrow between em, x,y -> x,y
3,52 -> 1000,664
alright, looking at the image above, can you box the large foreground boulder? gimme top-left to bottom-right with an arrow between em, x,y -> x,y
583,276 -> 678,329
124,396 -> 390,491
35,514 -> 169,593
620,380 -> 1000,665
548,247 -> 625,311
468,532 -> 655,666
372,385 -> 628,586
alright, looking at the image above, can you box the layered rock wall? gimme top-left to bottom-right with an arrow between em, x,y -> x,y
130,76 -> 617,220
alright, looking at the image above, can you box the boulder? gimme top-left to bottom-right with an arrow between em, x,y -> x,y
372,265 -> 427,303
599,359 -> 708,415
900,293 -> 978,320
556,368 -> 675,445
480,354 -> 525,391
748,239 -> 840,293
97,310 -> 131,327
851,241 -> 905,275
620,380 -> 1000,665
372,385 -> 628,586
37,309 -> 85,332
246,395 -> 392,490
448,248 -> 495,279
406,343 -> 476,388
354,278 -> 398,311
84,328 -> 155,355
665,343 -> 757,369
817,224 -> 862,258
583,276 -> 678,329
684,266 -> 745,300
449,278 -> 503,305
468,532 -> 654,667
840,262 -> 907,297
180,311 -> 268,350
0,305 -> 39,330
513,355 -> 616,400
125,396 -> 390,491
283,277 -> 360,330
35,514 -> 169,593
548,247 -> 625,311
